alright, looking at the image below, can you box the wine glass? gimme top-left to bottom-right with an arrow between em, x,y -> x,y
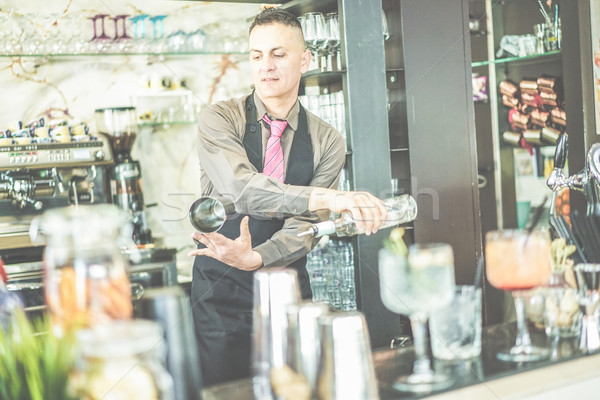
302,12 -> 325,71
485,229 -> 552,362
323,13 -> 340,71
378,243 -> 456,393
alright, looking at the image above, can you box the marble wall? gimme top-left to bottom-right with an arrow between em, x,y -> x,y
0,0 -> 261,272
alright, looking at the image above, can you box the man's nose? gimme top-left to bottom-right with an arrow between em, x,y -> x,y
261,57 -> 275,71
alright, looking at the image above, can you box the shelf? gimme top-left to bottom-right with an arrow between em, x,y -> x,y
471,50 -> 561,68
282,0 -> 337,15
135,90 -> 192,98
0,51 -> 248,59
137,120 -> 197,127
173,0 -> 280,2
301,69 -> 344,86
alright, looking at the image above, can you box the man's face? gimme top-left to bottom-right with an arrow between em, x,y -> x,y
249,22 -> 310,102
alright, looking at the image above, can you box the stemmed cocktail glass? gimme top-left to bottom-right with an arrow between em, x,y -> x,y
485,229 -> 552,362
379,243 -> 456,393
302,12 -> 325,71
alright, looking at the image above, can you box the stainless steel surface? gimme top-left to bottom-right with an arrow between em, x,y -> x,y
188,197 -> 226,233
574,263 -> 600,352
4,255 -> 178,317
316,311 -> 379,400
138,286 -> 203,400
548,137 -> 600,215
286,301 -> 328,392
0,220 -> 32,236
252,269 -> 301,400
0,134 -> 113,170
1,128 -> 113,228
0,169 -> 57,209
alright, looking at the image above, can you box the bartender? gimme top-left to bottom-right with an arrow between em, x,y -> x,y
188,7 -> 387,385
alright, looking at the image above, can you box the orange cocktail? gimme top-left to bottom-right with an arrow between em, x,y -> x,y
484,229 -> 552,362
485,230 -> 552,291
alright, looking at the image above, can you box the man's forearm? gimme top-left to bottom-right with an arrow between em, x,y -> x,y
308,187 -> 339,212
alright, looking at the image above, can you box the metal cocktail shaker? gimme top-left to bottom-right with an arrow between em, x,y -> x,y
139,286 -> 203,400
188,197 -> 226,233
286,301 -> 329,394
316,311 -> 379,400
573,264 -> 600,353
251,268 -> 302,400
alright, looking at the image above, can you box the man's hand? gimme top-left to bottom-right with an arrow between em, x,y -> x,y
187,216 -> 263,271
308,188 -> 388,235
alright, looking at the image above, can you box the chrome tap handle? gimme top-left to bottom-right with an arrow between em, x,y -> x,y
547,133 -> 569,216
52,167 -> 66,193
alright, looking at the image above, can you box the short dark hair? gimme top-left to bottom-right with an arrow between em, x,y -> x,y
249,7 -> 304,39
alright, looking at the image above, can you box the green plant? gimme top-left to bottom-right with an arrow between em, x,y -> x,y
383,227 -> 408,256
0,309 -> 78,400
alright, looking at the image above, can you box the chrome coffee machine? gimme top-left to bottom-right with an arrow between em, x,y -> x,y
0,119 -> 114,249
0,116 -> 177,321
95,107 -> 152,245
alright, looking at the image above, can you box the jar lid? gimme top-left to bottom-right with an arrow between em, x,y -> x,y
77,319 -> 164,359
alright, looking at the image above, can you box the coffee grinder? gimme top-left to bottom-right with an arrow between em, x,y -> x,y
95,106 -> 152,245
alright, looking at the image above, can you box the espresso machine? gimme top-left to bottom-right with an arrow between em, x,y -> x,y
0,119 -> 114,243
94,107 -> 152,245
0,115 -> 177,320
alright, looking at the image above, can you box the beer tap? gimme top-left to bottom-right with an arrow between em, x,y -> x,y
547,133 -> 600,216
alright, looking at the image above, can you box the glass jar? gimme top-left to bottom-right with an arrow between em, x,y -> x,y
29,204 -> 135,335
70,319 -> 174,400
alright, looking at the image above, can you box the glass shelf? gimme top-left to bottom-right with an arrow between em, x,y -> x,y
137,120 -> 197,127
0,51 -> 248,59
471,50 -> 561,68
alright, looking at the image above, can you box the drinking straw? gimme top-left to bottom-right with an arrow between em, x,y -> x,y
571,211 -> 599,262
473,255 -> 484,289
536,0 -> 553,26
526,195 -> 548,235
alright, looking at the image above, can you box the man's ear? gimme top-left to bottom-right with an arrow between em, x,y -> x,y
300,49 -> 311,73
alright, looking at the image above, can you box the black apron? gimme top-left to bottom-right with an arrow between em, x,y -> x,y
192,93 -> 314,386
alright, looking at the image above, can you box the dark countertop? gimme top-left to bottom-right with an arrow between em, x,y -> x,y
202,322 -> 595,399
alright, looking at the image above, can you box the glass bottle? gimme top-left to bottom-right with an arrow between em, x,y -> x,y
297,194 -> 417,238
29,204 -> 135,335
70,319 -> 174,400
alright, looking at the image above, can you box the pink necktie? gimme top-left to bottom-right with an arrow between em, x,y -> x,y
262,114 -> 287,183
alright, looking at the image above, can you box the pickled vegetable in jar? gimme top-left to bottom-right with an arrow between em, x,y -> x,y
69,319 -> 174,400
29,204 -> 135,335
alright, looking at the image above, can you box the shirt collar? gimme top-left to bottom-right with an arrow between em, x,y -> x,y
253,92 -> 300,131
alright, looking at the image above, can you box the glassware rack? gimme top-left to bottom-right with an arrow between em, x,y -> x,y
0,10 -> 250,58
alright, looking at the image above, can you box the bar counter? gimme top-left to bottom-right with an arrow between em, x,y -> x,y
202,322 -> 600,399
